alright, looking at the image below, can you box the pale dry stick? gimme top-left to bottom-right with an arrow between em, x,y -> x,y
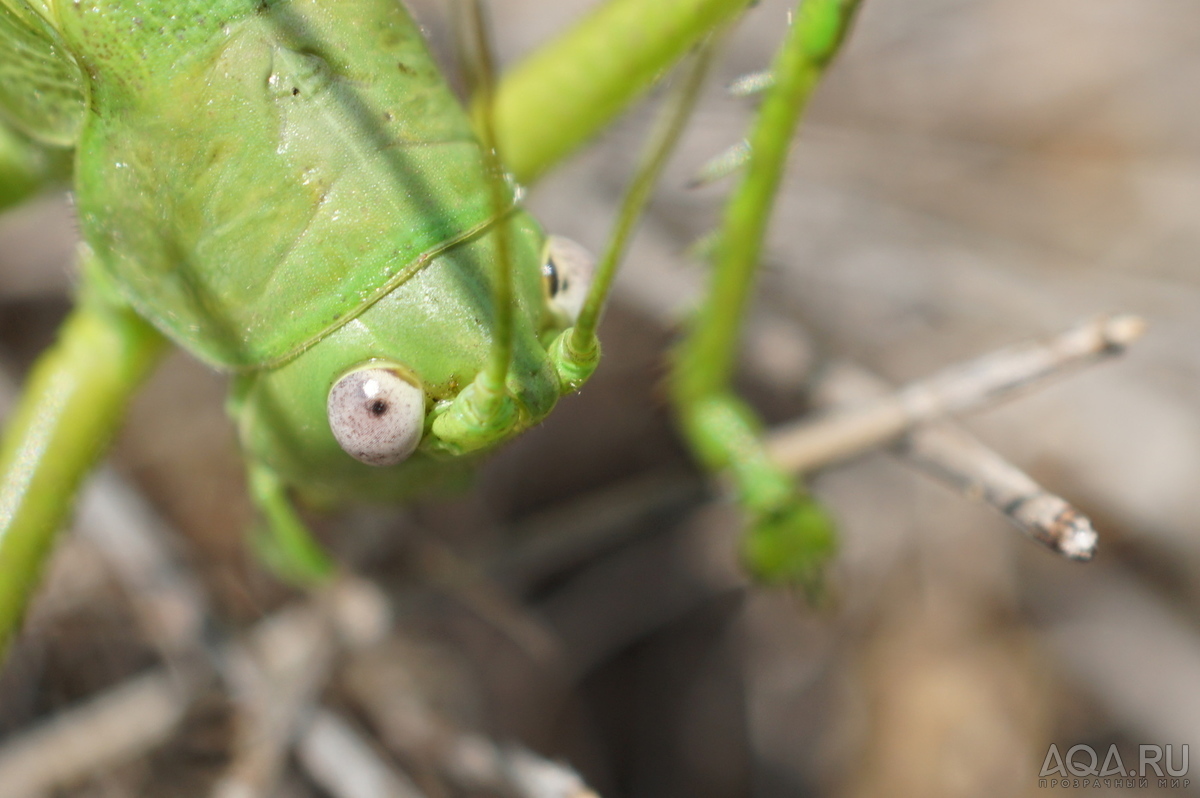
0,569 -> 398,797
212,601 -> 337,798
501,746 -> 602,798
0,669 -> 191,798
210,578 -> 384,798
814,364 -> 1098,559
290,581 -> 435,798
341,638 -> 606,798
75,467 -> 213,658
426,733 -> 602,798
901,425 -> 1097,560
287,578 -> 600,798
765,315 -> 1145,477
297,707 -> 427,798
0,580 -> 380,797
409,730 -> 603,798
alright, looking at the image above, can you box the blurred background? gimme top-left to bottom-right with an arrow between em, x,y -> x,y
0,0 -> 1197,796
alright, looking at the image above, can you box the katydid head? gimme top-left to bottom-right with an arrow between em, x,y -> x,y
231,211 -> 597,498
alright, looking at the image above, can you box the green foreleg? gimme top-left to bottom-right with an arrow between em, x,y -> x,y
493,0 -> 754,185
669,0 -> 863,590
0,121 -> 71,212
680,395 -> 836,589
554,44 -> 717,387
432,1 -> 522,456
0,256 -> 166,655
438,40 -> 721,453
247,462 -> 335,587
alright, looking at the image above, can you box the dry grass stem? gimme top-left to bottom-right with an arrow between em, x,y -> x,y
815,364 -> 1098,560
297,708 -> 427,798
0,669 -> 192,797
766,315 -> 1145,475
74,467 -> 213,658
501,746 -> 602,798
899,425 -> 1097,560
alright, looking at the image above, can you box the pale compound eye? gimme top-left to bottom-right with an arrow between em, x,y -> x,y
542,236 -> 594,324
327,367 -> 425,466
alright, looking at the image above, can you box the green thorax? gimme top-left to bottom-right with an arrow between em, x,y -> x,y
57,0 -> 512,369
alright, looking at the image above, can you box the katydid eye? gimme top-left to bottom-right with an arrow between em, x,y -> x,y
542,236 -> 594,324
327,367 -> 425,466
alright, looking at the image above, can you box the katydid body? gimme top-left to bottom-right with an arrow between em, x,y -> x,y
3,0 -> 591,576
0,0 -> 858,657
0,0 -> 609,642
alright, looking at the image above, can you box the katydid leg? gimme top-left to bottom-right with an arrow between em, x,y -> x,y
431,0 -> 523,454
492,0 -> 755,186
443,0 -> 762,444
679,395 -> 836,587
0,122 -> 70,212
0,253 -> 166,656
669,0 -> 863,589
553,44 -> 717,389
247,462 -> 335,587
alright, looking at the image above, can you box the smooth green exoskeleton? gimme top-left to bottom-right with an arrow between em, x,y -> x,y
671,0 -> 863,592
0,0 -> 860,657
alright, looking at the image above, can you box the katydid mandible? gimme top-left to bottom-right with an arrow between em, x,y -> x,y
0,0 -> 861,657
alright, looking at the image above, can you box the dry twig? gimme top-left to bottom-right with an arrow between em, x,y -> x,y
813,364 -> 1098,560
297,708 -> 426,798
0,669 -> 192,798
211,599 -> 340,798
75,467 -> 213,658
766,315 -> 1145,476
899,424 -> 1097,560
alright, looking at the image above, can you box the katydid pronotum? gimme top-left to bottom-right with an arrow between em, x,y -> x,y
0,0 -> 862,658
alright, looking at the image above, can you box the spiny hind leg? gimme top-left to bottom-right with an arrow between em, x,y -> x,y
0,254 -> 166,656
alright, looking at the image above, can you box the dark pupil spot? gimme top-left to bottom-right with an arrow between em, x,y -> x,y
368,400 -> 389,417
292,87 -> 300,96
542,260 -> 560,296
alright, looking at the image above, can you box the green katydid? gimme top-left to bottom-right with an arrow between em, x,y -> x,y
0,0 -> 862,657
